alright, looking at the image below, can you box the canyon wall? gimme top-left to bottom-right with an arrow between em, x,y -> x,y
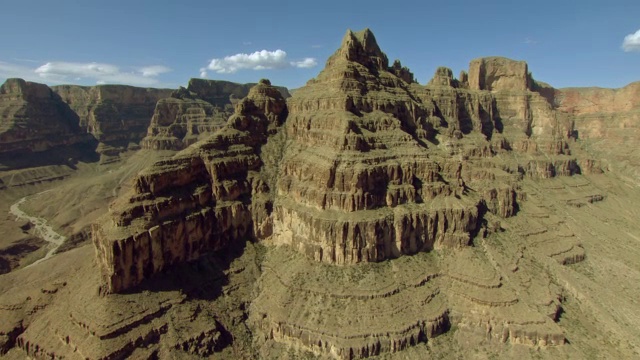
94,79 -> 288,292
142,79 -> 290,150
52,84 -> 172,146
0,79 -> 91,155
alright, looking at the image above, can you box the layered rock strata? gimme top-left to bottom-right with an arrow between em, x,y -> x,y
0,79 -> 91,154
52,84 -> 171,146
553,82 -> 640,179
94,79 -> 287,292
142,79 -> 290,150
96,28 -> 598,292
91,28 -> 608,358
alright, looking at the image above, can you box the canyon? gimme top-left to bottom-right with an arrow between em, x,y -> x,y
0,28 -> 639,359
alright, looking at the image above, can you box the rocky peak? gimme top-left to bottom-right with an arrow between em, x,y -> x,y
428,66 -> 457,87
458,70 -> 469,88
326,28 -> 389,72
390,59 -> 415,84
232,79 -> 288,129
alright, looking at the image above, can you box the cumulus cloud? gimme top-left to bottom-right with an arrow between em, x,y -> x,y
27,61 -> 171,86
206,50 -> 288,74
36,62 -> 119,79
291,58 -> 318,68
622,29 -> 640,52
0,60 -> 172,87
140,65 -> 171,77
204,49 -> 317,74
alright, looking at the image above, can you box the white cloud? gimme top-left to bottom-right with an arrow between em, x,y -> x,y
200,70 -> 208,78
36,62 -> 119,78
622,29 -> 640,52
140,65 -> 171,77
291,58 -> 317,68
205,50 -> 317,74
32,61 -> 171,86
0,60 -> 172,87
206,50 -> 288,74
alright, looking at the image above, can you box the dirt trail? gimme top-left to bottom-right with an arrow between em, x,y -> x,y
9,192 -> 65,268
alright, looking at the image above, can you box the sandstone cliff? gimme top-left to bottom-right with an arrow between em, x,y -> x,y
142,79 -> 290,150
552,82 -> 640,179
94,79 -> 287,292
52,84 -> 171,147
0,79 -> 91,155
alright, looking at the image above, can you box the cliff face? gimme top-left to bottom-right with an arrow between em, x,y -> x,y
0,79 -> 91,154
553,82 -> 640,178
52,85 -> 171,145
89,28 -> 611,358
468,56 -> 530,92
142,79 -> 290,150
95,28 -> 596,291
274,29 -> 483,264
0,79 -> 172,165
94,79 -> 287,292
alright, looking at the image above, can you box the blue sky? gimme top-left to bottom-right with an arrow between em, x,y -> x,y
1,0 -> 639,90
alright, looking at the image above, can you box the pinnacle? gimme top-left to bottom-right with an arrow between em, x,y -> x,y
333,28 -> 389,71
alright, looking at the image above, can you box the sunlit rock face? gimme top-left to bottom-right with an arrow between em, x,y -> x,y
52,84 -> 171,145
141,79 -> 290,150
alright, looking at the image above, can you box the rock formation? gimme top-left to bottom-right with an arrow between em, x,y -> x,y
553,82 -> 640,178
52,84 -> 171,147
142,79 -> 290,150
94,78 -> 287,292
0,79 -> 91,155
468,56 -> 530,92
0,79 -> 175,169
428,66 -> 457,87
86,28 -> 610,358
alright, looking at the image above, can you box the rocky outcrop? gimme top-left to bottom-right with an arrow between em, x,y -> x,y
274,29 -> 483,264
428,67 -> 457,87
52,84 -> 171,146
142,79 -> 290,150
468,57 -> 530,92
93,79 -> 287,293
0,79 -> 91,154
